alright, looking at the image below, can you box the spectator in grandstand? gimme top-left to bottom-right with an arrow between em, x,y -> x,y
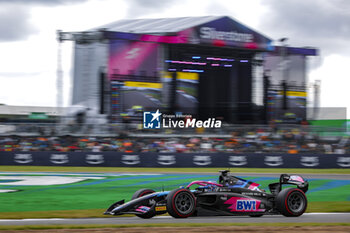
1,126 -> 349,154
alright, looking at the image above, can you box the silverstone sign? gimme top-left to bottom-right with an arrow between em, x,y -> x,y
0,152 -> 349,168
191,16 -> 272,50
200,27 -> 253,43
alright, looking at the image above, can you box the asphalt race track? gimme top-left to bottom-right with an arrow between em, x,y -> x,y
0,213 -> 349,225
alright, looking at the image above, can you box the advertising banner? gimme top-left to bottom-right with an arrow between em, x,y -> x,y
1,152 -> 349,168
193,17 -> 273,50
103,17 -> 273,51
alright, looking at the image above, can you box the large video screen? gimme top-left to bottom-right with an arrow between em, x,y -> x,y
268,90 -> 307,123
264,54 -> 307,123
108,40 -> 159,77
162,72 -> 199,115
108,40 -> 162,121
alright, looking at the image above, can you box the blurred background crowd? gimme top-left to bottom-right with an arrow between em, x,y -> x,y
1,123 -> 348,154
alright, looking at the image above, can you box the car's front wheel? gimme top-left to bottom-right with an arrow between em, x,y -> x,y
276,188 -> 307,217
166,188 -> 196,218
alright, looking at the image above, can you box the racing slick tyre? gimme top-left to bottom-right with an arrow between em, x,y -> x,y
131,188 -> 156,219
276,188 -> 307,217
166,188 -> 196,218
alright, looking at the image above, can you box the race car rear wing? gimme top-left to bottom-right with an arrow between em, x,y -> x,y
268,174 -> 309,194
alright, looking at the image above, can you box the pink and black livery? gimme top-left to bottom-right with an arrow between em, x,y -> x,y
104,170 -> 309,218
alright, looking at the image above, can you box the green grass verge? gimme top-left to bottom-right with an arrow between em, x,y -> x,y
0,209 -> 110,219
0,174 -> 220,213
0,166 -> 349,219
0,222 -> 349,231
1,166 -> 349,174
307,201 -> 350,213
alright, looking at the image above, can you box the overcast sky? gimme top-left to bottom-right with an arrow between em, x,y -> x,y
0,0 -> 349,117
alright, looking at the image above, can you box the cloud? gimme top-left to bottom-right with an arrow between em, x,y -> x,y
0,0 -> 89,42
0,5 -> 39,42
205,1 -> 231,15
260,0 -> 350,56
0,0 -> 88,5
125,0 -> 177,18
0,71 -> 43,78
309,54 -> 350,111
0,74 -> 57,106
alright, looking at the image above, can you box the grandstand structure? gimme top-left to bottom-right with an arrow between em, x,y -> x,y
58,16 -> 317,124
0,105 -> 64,123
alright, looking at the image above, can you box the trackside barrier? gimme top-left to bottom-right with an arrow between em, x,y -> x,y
0,152 -> 349,168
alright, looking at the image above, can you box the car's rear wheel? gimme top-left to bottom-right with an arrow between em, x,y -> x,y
276,188 -> 307,217
132,188 -> 156,219
166,188 -> 196,218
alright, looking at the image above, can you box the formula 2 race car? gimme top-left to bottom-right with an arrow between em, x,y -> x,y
104,170 -> 309,218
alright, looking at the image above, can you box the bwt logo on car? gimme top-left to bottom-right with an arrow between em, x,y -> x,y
225,197 -> 261,212
236,200 -> 257,211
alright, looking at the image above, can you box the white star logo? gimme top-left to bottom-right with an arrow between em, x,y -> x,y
150,109 -> 161,122
126,48 -> 140,59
